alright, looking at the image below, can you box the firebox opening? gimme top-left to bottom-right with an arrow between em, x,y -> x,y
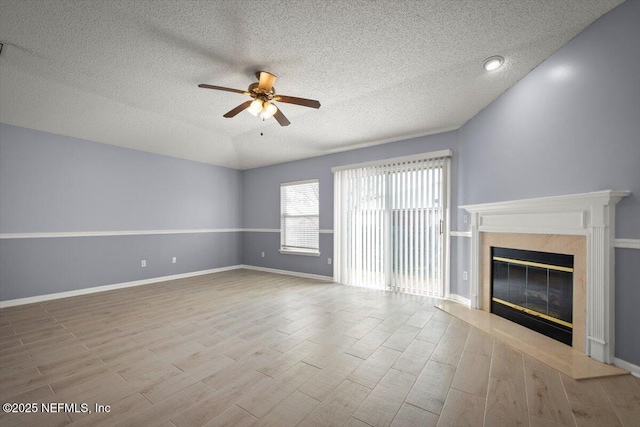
491,247 -> 574,346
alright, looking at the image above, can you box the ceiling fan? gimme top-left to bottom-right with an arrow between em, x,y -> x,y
198,71 -> 321,126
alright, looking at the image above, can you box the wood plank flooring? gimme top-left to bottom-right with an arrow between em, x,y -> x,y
435,300 -> 627,380
1,269 -> 638,426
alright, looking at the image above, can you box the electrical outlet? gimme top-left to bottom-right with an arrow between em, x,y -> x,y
261,252 -> 265,258
463,271 -> 468,280
172,257 -> 177,264
327,258 -> 332,265
141,260 -> 146,267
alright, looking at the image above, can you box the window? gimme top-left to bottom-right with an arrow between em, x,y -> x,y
333,150 -> 452,296
280,179 -> 320,256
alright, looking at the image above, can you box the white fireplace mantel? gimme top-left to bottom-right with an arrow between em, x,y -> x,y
460,190 -> 630,364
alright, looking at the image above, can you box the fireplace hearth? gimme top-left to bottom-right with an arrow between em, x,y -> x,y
491,247 -> 573,345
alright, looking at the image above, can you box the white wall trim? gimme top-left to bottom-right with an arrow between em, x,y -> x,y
461,190 -> 630,364
331,149 -> 453,172
0,228 -> 244,239
240,265 -> 334,282
243,228 -> 334,234
614,238 -> 640,249
450,231 -> 471,238
613,357 -> 640,378
0,265 -> 243,308
448,293 -> 471,307
0,228 -> 336,239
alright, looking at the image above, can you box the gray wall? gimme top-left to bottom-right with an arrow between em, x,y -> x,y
0,123 -> 243,300
457,0 -> 640,239
241,0 -> 639,365
0,124 -> 242,232
242,131 -> 460,283
457,0 -> 640,365
242,233 -> 334,277
0,233 -> 241,301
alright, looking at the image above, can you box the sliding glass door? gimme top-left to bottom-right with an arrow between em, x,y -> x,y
334,152 -> 450,297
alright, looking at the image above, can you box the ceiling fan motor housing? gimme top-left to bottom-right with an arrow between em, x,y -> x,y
248,82 -> 275,100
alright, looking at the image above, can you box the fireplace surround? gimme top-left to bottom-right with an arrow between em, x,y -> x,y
461,190 -> 629,364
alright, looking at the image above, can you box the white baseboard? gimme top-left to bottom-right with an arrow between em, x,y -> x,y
448,293 -> 471,306
239,265 -> 334,282
613,357 -> 640,378
0,265 -> 243,308
1,264 -> 332,308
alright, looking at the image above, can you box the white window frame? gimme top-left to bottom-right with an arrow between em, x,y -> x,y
280,179 -> 320,256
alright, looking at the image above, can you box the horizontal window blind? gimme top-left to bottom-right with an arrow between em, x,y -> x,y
281,180 -> 319,252
334,153 -> 449,297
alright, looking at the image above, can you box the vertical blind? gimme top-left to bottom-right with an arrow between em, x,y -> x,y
333,152 -> 450,297
281,179 -> 319,252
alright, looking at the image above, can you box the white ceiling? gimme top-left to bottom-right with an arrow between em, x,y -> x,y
0,0 -> 623,169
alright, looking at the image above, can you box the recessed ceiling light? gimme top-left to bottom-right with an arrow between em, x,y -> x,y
483,56 -> 504,71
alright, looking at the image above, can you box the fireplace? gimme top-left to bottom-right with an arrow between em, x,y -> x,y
491,247 -> 573,345
461,190 -> 629,363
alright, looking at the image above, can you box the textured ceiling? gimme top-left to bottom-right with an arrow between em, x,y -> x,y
0,0 -> 623,169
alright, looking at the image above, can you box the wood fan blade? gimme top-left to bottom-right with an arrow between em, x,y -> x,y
198,84 -> 248,95
273,108 -> 290,126
258,71 -> 277,91
274,95 -> 320,109
223,100 -> 253,118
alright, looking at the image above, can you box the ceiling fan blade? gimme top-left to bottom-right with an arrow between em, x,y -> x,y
273,108 -> 291,126
274,95 -> 321,109
199,84 -> 248,95
258,71 -> 277,92
223,100 -> 253,118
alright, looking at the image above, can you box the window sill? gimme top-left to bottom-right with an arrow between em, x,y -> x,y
279,249 -> 321,257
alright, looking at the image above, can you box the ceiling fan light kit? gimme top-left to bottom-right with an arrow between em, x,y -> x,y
247,99 -> 263,117
199,71 -> 321,126
260,102 -> 278,120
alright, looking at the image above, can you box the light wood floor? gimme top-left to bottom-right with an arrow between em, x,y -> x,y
435,300 -> 628,380
1,270 -> 638,427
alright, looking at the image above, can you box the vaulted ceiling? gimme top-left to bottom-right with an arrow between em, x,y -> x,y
0,0 -> 623,169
